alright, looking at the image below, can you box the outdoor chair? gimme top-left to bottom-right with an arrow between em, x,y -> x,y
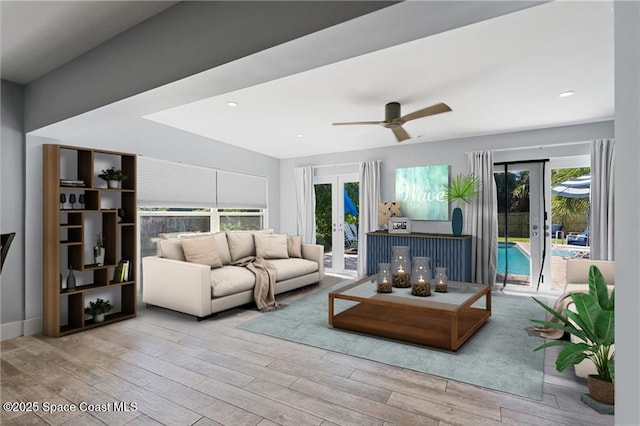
344,223 -> 358,253
551,224 -> 564,240
566,226 -> 589,246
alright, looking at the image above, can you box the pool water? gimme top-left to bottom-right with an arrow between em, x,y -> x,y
497,242 -> 530,276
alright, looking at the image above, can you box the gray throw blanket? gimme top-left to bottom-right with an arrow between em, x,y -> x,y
232,256 -> 278,311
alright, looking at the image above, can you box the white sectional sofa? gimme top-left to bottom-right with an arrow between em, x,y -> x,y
564,258 -> 615,378
142,230 -> 324,318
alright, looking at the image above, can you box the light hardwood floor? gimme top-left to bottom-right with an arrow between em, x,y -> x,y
1,276 -> 613,425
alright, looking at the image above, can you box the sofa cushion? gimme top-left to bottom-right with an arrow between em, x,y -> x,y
287,235 -> 302,258
255,234 -> 289,259
159,239 -> 186,261
268,258 -> 319,281
181,235 -> 222,268
227,232 -> 256,262
212,232 -> 232,265
210,266 -> 256,297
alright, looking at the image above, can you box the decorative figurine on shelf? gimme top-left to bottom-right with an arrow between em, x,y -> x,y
434,266 -> 449,292
66,266 -> 76,291
391,246 -> 411,288
118,208 -> 126,223
98,167 -> 127,189
411,257 -> 432,297
94,234 -> 105,266
84,298 -> 113,323
377,263 -> 392,293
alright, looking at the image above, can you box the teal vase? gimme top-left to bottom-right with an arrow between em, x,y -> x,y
452,207 -> 463,236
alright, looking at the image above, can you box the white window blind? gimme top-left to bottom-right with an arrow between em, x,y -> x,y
217,170 -> 267,208
137,156 -> 217,207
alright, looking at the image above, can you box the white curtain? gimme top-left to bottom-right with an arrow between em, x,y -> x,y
466,151 -> 498,286
358,160 -> 381,277
294,166 -> 316,244
590,139 -> 615,260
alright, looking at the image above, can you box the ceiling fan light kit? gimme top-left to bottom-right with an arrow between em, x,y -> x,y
333,101 -> 452,142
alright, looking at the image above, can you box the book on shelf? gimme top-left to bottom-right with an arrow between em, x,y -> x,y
113,260 -> 130,282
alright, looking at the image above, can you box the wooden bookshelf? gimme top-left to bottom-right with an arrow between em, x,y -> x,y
43,144 -> 137,337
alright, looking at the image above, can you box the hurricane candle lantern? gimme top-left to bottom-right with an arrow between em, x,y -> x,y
434,266 -> 449,292
377,263 -> 392,293
391,246 -> 411,288
411,256 -> 431,297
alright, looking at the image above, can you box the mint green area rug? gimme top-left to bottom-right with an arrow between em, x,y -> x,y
238,282 -> 546,400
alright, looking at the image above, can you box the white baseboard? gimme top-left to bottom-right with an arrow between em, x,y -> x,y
0,317 -> 42,341
0,320 -> 23,341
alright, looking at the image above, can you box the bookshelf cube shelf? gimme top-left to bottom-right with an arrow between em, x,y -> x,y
43,144 -> 137,337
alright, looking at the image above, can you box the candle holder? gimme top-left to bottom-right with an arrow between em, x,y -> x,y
411,256 -> 431,297
376,263 -> 392,293
434,266 -> 449,292
390,246 -> 411,288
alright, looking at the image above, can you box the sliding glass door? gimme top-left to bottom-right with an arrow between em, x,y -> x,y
314,174 -> 359,275
494,162 -> 550,289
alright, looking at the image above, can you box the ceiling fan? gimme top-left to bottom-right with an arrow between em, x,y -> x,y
332,101 -> 451,142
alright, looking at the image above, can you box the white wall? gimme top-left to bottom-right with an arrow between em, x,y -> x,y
280,121 -> 613,236
0,80 -> 26,338
614,1 -> 640,423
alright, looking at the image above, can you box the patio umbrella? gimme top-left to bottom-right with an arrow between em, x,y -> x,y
551,174 -> 590,198
344,189 -> 358,216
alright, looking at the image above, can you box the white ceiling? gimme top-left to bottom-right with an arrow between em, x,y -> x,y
4,1 -> 613,160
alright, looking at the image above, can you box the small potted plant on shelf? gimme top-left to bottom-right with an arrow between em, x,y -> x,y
84,298 -> 113,323
98,167 -> 127,189
442,173 -> 481,236
530,265 -> 615,406
94,234 -> 105,266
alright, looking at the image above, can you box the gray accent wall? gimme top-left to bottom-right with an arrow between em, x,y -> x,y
1,80 -> 26,330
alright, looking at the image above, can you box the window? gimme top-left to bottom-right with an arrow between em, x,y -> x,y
139,207 -> 266,257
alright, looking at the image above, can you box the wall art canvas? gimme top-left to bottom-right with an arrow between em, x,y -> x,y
395,165 -> 449,220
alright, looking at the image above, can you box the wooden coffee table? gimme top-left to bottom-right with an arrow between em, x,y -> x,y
328,276 -> 491,351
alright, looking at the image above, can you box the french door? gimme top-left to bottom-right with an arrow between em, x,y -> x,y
314,174 -> 359,275
494,162 -> 551,290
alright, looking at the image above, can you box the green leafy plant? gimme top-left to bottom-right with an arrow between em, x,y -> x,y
95,234 -> 103,248
98,167 -> 127,182
84,298 -> 113,316
443,173 -> 481,208
531,265 -> 615,382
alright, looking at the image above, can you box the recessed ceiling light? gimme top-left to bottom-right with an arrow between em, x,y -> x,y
558,91 -> 575,98
297,134 -> 305,138
226,101 -> 239,107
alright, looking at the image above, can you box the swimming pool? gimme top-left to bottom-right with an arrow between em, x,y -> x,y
497,242 -> 530,276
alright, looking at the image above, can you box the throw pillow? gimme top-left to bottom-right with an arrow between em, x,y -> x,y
255,234 -> 289,259
227,232 -> 256,262
159,239 -> 185,261
212,232 -> 232,265
287,235 -> 303,258
180,235 -> 222,268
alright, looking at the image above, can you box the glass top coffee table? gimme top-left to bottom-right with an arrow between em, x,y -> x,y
328,276 -> 491,351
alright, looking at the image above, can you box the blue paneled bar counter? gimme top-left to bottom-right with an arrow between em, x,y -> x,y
366,231 -> 472,282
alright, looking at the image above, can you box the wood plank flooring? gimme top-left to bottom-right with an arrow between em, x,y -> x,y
1,276 -> 614,425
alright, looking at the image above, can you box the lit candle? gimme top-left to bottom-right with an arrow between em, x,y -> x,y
418,275 -> 425,283
398,265 -> 404,274
382,277 -> 388,283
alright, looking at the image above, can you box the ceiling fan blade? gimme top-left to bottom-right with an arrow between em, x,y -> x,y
332,121 -> 384,126
392,126 -> 411,142
400,102 -> 452,122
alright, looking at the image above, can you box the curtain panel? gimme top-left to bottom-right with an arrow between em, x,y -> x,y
358,160 -> 381,277
293,166 -> 316,244
590,139 -> 615,260
465,151 -> 498,286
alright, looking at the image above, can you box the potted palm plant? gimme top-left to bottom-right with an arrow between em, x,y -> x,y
98,167 -> 127,189
531,265 -> 615,405
84,298 -> 113,323
442,173 -> 481,236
